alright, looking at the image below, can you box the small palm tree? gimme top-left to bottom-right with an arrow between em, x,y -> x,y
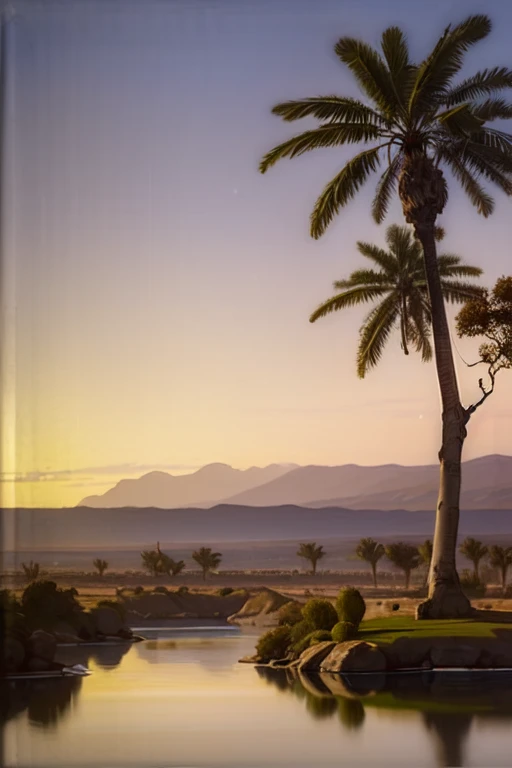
488,545 -> 512,589
93,558 -> 108,577
140,549 -> 161,577
459,537 -> 488,579
297,542 -> 326,576
310,225 -> 482,377
20,560 -> 40,583
260,14 -> 512,618
385,543 -> 421,589
159,553 -> 186,578
355,538 -> 385,587
418,539 -> 434,586
192,547 -> 222,581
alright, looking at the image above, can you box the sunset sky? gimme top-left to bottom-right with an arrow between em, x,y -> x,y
2,0 -> 512,508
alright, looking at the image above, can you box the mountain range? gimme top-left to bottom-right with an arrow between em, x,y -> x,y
78,454 -> 512,511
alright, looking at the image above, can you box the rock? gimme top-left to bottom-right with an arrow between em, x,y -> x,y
297,641 -> 337,672
382,637 -> 433,669
54,632 -> 82,644
117,627 -> 133,640
320,641 -> 387,674
239,655 -> 262,664
478,641 -> 512,668
269,658 -> 295,668
90,607 -> 123,637
73,611 -> 96,641
27,656 -> 51,672
430,642 -> 481,668
2,636 -> 25,673
28,630 -> 57,662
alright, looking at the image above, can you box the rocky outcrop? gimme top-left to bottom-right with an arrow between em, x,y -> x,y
28,630 -> 57,662
320,641 -> 387,674
121,590 -> 247,621
297,642 -> 337,672
227,588 -> 290,626
90,607 -> 123,637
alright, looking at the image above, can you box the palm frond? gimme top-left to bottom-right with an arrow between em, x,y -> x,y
339,269 -> 394,287
436,103 -> 484,137
334,37 -> 397,116
356,240 -> 398,273
309,285 -> 389,323
471,99 -> 512,122
380,27 -> 414,111
385,223 -> 414,261
270,96 -> 386,125
371,151 -> 402,224
438,146 -> 495,216
443,67 -> 512,106
440,279 -> 486,303
357,293 -> 399,377
406,296 -> 433,362
458,143 -> 512,193
259,123 -> 383,173
437,255 -> 482,277
310,146 -> 384,239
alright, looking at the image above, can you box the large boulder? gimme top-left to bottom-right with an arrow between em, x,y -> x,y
297,641 -> 337,672
27,656 -> 51,672
90,607 -> 123,637
28,630 -> 57,662
430,641 -> 481,668
382,637 -> 433,669
478,641 -> 512,668
320,641 -> 387,674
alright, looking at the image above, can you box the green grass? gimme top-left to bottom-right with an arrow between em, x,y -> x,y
358,616 -> 512,645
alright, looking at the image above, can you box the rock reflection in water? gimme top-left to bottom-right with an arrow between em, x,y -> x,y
256,666 -> 512,766
0,677 -> 82,729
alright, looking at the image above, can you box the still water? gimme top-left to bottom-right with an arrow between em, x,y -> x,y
3,624 -> 512,768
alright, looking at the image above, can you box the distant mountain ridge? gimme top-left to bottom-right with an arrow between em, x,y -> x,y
77,454 -> 512,511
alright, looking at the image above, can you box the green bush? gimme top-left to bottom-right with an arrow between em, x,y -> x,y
177,586 -> 189,595
289,619 -> 313,646
97,599 -> 127,619
293,629 -> 332,656
133,586 -> 144,595
256,626 -> 291,662
217,587 -> 234,596
301,599 -> 338,631
331,621 -> 357,643
152,586 -> 169,595
336,587 -> 366,626
277,600 -> 303,626
460,570 -> 486,598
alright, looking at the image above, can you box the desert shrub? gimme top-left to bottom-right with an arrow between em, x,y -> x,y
460,570 -> 486,598
301,599 -> 338,631
256,626 -> 291,662
152,586 -> 169,595
331,621 -> 357,643
21,560 -> 40,582
376,600 -> 382,606
293,629 -> 332,656
484,603 -> 493,610
217,587 -> 234,596
289,619 -> 313,646
277,601 -> 303,627
0,589 -> 21,614
133,586 -> 144,595
336,588 -> 366,627
392,603 -> 400,611
97,599 -> 127,619
177,586 -> 189,595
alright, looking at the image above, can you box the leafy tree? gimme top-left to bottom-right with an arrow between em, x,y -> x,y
418,539 -> 434,586
260,15 -> 512,619
192,547 -> 222,581
459,537 -> 488,579
159,553 -> 186,578
385,543 -> 421,589
297,542 -> 326,575
20,560 -> 40,582
487,545 -> 512,589
140,549 -> 161,577
93,558 -> 108,577
355,538 -> 385,587
311,225 -> 482,377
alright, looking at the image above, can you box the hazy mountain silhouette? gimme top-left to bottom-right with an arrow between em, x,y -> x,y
78,463 -> 297,508
223,455 -> 512,511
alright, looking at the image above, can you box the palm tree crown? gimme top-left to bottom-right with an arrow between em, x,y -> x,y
310,224 -> 482,377
260,15 -> 512,237
297,542 -> 326,575
459,537 -> 488,578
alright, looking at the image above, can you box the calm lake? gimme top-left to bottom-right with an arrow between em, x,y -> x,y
3,623 -> 512,767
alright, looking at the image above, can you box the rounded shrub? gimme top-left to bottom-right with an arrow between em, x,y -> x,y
392,603 -> 400,612
293,629 -> 331,656
335,588 -> 366,626
278,600 -> 303,627
289,619 -> 313,646
256,626 -> 291,662
217,587 -> 234,597
177,586 -> 189,595
301,599 -> 338,631
152,586 -> 169,595
97,599 -> 127,620
309,629 -> 332,645
133,586 -> 144,595
331,621 -> 356,643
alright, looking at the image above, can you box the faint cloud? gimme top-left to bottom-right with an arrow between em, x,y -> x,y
0,463 -> 201,484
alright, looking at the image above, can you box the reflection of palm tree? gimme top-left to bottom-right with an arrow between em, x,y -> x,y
336,696 -> 366,731
422,711 -> 473,768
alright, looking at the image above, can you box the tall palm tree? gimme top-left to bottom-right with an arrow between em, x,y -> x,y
488,545 -> 512,590
260,15 -> 512,618
459,537 -> 488,579
310,225 -> 482,377
297,542 -> 326,575
192,547 -> 222,581
385,543 -> 421,589
355,538 -> 385,587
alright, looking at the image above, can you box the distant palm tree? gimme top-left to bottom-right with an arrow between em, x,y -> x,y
297,542 -> 326,576
93,558 -> 108,577
310,225 -> 482,378
385,543 -> 421,589
192,547 -> 222,582
459,537 -> 488,579
487,545 -> 512,589
159,553 -> 186,578
140,550 -> 161,577
355,538 -> 385,587
418,539 -> 434,586
20,560 -> 40,583
260,14 -> 512,618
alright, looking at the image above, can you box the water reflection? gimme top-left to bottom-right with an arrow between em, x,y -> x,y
0,677 -> 82,729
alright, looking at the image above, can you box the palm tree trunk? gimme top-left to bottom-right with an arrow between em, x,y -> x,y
474,561 -> 479,580
413,224 -> 472,619
400,297 -> 409,355
405,569 -> 411,590
203,568 -> 207,582
371,562 -> 377,588
502,566 -> 507,590
312,560 -> 317,576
